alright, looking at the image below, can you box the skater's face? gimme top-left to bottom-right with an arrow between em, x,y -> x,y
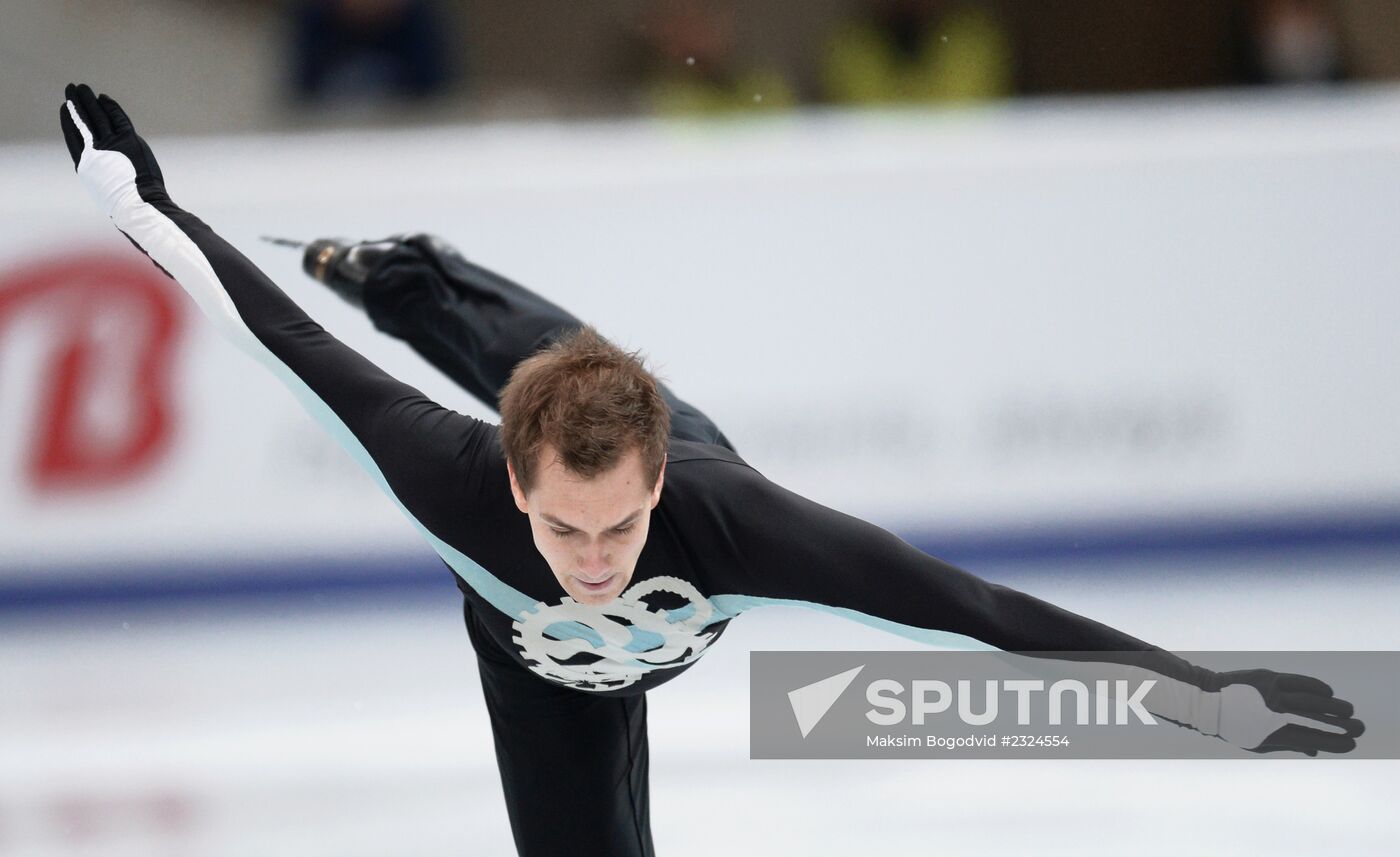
507,445 -> 665,606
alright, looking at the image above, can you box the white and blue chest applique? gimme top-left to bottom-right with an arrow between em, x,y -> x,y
424,530 -> 729,690
511,575 -> 723,691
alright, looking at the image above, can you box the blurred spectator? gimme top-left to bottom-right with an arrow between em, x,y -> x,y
822,0 -> 1014,104
1233,0 -> 1347,84
291,0 -> 453,104
632,0 -> 795,116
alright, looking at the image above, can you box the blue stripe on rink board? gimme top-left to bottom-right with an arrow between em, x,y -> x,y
899,506 -> 1400,565
3,507 -> 1400,613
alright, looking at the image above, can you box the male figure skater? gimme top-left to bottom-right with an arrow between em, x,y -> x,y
60,84 -> 1362,857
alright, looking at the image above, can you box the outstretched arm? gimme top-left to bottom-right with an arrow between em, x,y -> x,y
712,463 -> 1363,755
714,465 -> 1166,653
59,84 -> 500,542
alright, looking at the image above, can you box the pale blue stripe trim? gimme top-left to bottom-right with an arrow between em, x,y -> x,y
707,593 -> 998,651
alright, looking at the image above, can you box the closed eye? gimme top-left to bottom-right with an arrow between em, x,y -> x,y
547,523 -> 636,538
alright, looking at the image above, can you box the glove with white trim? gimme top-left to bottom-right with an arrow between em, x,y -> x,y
60,82 -> 169,218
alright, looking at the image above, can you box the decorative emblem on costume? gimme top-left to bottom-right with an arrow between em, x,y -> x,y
511,576 -> 719,691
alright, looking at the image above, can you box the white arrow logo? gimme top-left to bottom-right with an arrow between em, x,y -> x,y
788,665 -> 865,738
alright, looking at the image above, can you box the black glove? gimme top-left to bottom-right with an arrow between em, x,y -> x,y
1212,669 -> 1364,756
60,82 -> 168,209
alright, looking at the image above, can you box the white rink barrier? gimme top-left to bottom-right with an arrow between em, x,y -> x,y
2,89 -> 1399,598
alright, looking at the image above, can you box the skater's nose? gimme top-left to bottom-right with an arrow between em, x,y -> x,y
576,548 -> 611,581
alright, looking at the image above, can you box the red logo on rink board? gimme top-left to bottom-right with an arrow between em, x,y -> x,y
0,253 -> 183,491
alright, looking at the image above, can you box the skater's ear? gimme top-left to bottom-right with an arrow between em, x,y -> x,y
506,458 -> 530,514
649,454 -> 666,509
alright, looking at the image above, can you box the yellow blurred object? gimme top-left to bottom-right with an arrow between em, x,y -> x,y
823,5 -> 1013,104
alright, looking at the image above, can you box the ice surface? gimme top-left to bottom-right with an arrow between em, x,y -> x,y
2,555 -> 1397,856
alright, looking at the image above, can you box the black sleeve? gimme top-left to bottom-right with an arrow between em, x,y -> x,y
714,464 -> 1217,685
62,85 -> 505,554
117,195 -> 501,537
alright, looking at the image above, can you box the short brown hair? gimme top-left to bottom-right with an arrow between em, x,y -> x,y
499,326 -> 670,494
